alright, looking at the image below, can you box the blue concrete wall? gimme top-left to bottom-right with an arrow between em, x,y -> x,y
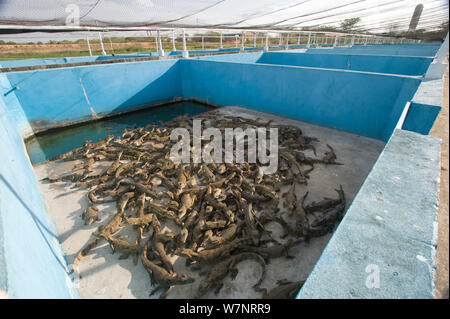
298,129 -> 441,298
5,59 -> 182,136
180,59 -> 420,142
305,47 -> 437,57
257,52 -> 433,76
0,46 -> 445,298
402,102 -> 442,135
0,74 -> 77,298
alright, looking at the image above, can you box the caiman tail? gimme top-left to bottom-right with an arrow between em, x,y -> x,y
235,252 -> 266,291
73,236 -> 102,269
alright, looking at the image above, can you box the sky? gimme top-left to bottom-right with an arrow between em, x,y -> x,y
0,0 -> 448,42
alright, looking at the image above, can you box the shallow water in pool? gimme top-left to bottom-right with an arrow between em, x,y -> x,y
26,102 -> 214,165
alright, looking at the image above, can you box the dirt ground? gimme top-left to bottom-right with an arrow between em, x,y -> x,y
429,60 -> 449,299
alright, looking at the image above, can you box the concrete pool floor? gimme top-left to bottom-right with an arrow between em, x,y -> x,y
32,106 -> 385,299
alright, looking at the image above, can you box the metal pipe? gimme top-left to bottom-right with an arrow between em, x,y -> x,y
264,32 -> 269,52
220,32 -> 223,49
157,29 -> 165,56
172,30 -> 176,51
182,29 -> 189,58
241,31 -> 245,51
86,35 -> 92,56
98,32 -> 106,56
307,32 -> 311,48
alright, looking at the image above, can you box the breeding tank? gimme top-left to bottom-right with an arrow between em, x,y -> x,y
0,41 -> 446,299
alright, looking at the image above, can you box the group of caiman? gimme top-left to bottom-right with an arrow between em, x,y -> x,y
43,110 -> 346,299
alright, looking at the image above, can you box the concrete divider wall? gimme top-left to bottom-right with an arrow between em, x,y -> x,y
257,52 -> 433,76
4,57 -> 428,141
5,59 -> 182,136
0,78 -> 78,298
180,59 -> 421,142
305,47 -> 437,57
0,53 -> 443,298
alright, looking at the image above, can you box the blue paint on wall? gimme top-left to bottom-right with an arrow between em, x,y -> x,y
6,59 -> 182,135
0,78 -> 78,298
0,46 -> 444,298
402,102 -> 442,135
257,52 -> 433,76
180,59 -> 420,142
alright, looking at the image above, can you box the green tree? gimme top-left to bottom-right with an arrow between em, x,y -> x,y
340,18 -> 361,32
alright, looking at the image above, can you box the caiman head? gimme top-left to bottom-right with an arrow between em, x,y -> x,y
173,273 -> 195,285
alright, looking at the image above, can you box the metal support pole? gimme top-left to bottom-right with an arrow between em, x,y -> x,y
264,32 -> 269,52
240,31 -> 245,51
333,34 -> 338,47
307,32 -> 311,48
182,29 -> 189,58
202,36 -> 204,50
98,32 -> 106,55
172,30 -> 176,51
351,35 -> 355,46
157,29 -> 165,56
220,32 -> 223,49
155,35 -> 158,51
254,32 -> 257,47
364,37 -> 368,45
285,33 -> 289,50
297,33 -> 301,45
235,35 -> 238,48
279,33 -> 282,46
86,35 -> 92,56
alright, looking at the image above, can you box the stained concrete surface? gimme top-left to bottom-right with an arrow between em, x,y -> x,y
430,61 -> 449,299
33,106 -> 384,299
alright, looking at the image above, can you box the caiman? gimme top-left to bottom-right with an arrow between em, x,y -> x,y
195,252 -> 266,298
102,234 -> 143,265
239,237 -> 304,261
175,238 -> 246,264
261,279 -> 305,299
141,246 -> 194,299
82,205 -> 100,225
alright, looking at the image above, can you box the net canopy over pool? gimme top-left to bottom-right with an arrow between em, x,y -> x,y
0,0 -> 448,33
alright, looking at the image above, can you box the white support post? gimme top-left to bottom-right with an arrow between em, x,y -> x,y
254,32 -> 257,47
182,29 -> 189,58
285,33 -> 289,50
157,29 -> 165,56
235,35 -> 238,48
202,36 -> 204,50
333,34 -> 338,47
220,32 -> 223,49
297,33 -> 301,45
98,32 -> 106,56
351,35 -> 355,46
240,31 -> 245,52
172,30 -> 176,51
279,33 -> 282,46
364,37 -> 368,45
264,32 -> 269,52
307,32 -> 311,48
86,35 -> 92,56
155,35 -> 158,52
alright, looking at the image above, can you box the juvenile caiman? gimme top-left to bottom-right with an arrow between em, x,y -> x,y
195,252 -> 266,298
141,245 -> 194,299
